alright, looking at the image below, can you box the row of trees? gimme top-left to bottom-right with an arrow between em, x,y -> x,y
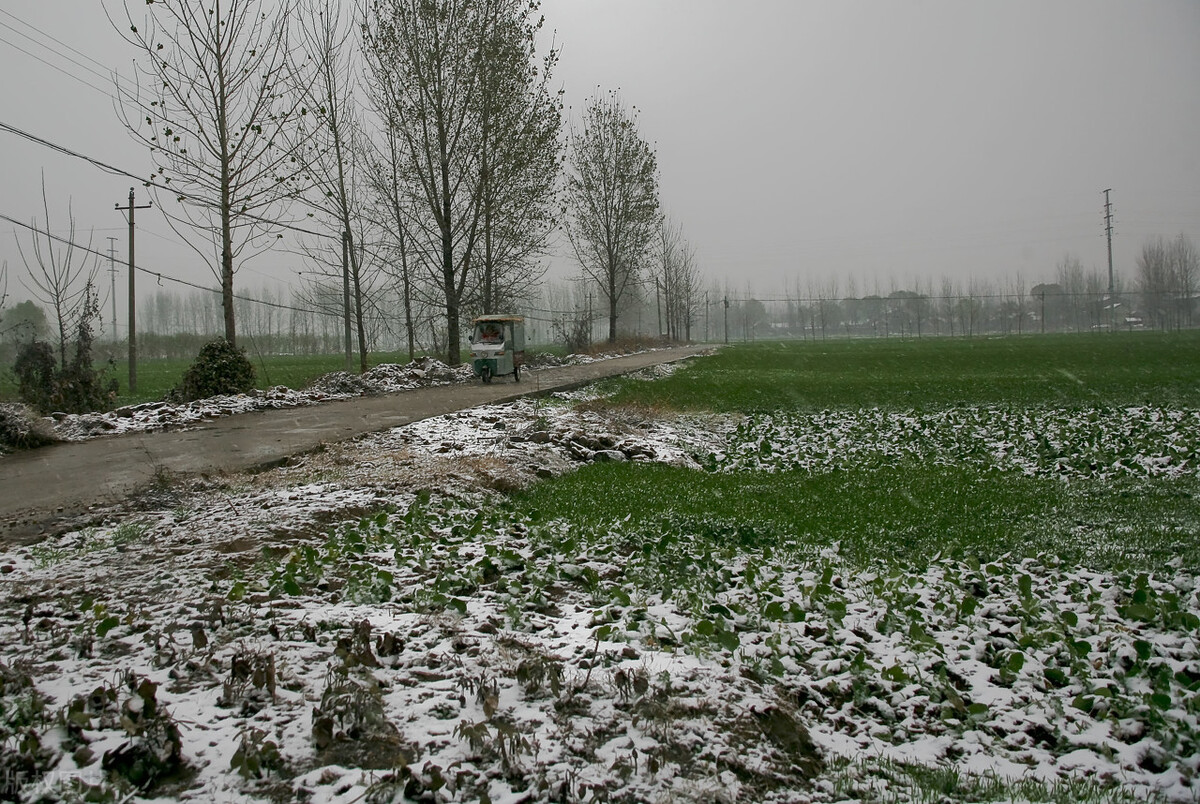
4,244 -> 1196,375
6,0 -> 1194,372
109,0 -> 678,368
1137,234 -> 1198,331
712,248 -> 1193,342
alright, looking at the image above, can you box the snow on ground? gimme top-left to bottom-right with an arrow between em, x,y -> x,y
15,351 -> 642,446
39,357 -> 475,443
1,368 -> 1198,802
709,407 -> 1200,481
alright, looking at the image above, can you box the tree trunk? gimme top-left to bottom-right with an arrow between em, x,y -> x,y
221,204 -> 236,346
443,218 -> 460,365
608,272 -> 618,343
399,219 -> 415,362
218,43 -> 236,347
349,231 -> 368,374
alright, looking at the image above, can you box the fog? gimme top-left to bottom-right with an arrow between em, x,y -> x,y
1,1 -> 1197,329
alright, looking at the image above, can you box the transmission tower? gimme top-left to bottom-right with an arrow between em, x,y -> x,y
1104,189 -> 1115,330
1103,189 -> 1114,294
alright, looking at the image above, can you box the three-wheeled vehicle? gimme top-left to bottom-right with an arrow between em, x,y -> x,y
470,315 -> 525,383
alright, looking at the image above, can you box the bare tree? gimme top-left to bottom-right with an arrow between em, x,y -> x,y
112,0 -> 308,346
292,0 -> 376,371
367,118 -> 420,361
654,217 -> 680,338
675,240 -> 702,341
540,278 -> 593,352
1169,233 -> 1198,329
364,0 -> 489,366
938,277 -> 956,337
1008,274 -> 1028,334
1138,238 -> 1172,330
655,218 -> 702,342
473,1 -> 563,315
15,181 -> 101,368
565,91 -> 660,343
1055,254 -> 1102,332
1138,234 -> 1198,331
958,280 -> 987,337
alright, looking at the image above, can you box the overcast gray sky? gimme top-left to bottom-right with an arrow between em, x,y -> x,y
1,1 -> 1198,315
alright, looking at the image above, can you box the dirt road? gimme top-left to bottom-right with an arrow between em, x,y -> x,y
0,346 -> 710,542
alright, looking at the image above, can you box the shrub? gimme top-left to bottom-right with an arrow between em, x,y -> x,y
58,292 -> 118,413
175,339 -> 256,402
552,314 -> 592,354
12,290 -> 117,414
13,340 -> 57,413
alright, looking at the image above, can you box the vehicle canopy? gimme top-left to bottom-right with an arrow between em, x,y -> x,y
471,315 -> 525,351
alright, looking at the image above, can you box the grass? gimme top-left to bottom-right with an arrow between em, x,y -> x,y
2,342 -> 574,408
0,350 -> 421,407
501,333 -> 1199,799
7,332 -> 1190,803
598,331 -> 1200,411
826,755 -> 1156,803
514,332 -> 1200,576
514,462 -> 1200,573
115,350 -> 425,406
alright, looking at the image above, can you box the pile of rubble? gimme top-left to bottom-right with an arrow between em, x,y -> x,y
513,425 -> 661,464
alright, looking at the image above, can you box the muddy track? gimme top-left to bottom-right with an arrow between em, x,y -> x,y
0,346 -> 711,544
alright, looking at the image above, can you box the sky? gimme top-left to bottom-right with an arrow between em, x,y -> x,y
1,0 -> 1198,324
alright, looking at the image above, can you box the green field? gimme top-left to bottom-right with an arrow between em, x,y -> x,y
499,332 -> 1199,799
119,351 -> 428,406
0,350 -> 423,407
513,462 -> 1198,573
1,343 -> 577,408
596,330 -> 1200,411
5,332 -> 1196,802
516,331 -> 1200,574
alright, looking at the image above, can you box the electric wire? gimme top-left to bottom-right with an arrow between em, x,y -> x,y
0,32 -> 114,98
3,210 -> 592,325
4,25 -> 1156,327
1,211 -> 341,319
0,8 -> 113,76
0,118 -> 339,243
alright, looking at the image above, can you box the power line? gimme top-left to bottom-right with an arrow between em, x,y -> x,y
716,290 -> 1129,305
0,118 -> 339,243
0,10 -> 211,138
1,210 -> 341,319
0,9 -> 113,76
0,32 -> 114,98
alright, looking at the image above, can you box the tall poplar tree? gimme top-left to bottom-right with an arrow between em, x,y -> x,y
364,0 -> 487,366
564,91 -> 660,343
364,0 -> 562,364
473,4 -> 563,314
292,0 -> 374,372
113,0 -> 309,346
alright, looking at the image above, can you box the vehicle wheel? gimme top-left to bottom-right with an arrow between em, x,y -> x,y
513,364 -> 521,383
481,365 -> 492,384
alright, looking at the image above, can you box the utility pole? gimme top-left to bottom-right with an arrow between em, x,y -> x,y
1104,189 -> 1115,331
106,237 -> 119,342
115,188 -> 151,393
723,295 -> 729,345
